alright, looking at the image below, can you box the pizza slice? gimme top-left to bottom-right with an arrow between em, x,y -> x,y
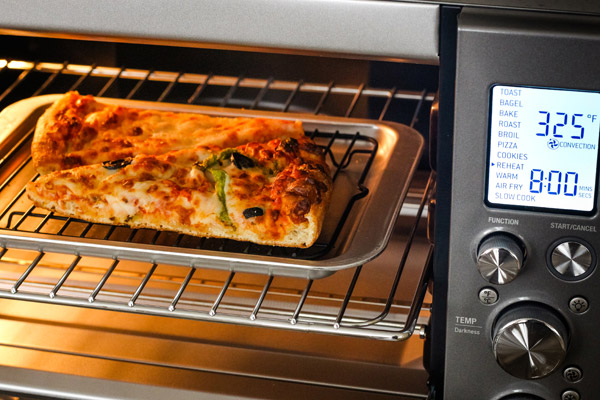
32,91 -> 304,175
27,135 -> 332,248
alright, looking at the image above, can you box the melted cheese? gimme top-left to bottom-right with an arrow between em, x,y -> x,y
28,133 -> 332,248
33,91 -> 304,175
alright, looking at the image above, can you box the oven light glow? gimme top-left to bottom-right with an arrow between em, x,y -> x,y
486,85 -> 600,213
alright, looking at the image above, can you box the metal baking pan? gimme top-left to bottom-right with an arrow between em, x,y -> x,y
0,94 -> 423,279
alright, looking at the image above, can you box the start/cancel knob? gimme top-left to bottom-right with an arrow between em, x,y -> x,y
548,239 -> 595,280
477,234 -> 524,284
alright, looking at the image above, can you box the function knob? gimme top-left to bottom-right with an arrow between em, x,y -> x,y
493,304 -> 568,380
477,234 -> 524,284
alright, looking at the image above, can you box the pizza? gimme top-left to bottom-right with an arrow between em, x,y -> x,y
32,91 -> 304,175
27,133 -> 332,248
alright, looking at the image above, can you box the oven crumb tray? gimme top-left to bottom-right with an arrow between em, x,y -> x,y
0,94 -> 424,279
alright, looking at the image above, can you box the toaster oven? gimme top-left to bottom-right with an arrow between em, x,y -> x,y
0,1 -> 599,399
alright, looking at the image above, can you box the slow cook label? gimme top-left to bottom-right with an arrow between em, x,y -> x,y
486,85 -> 600,214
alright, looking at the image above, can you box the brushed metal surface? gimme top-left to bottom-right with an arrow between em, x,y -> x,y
493,317 -> 567,379
445,7 -> 600,399
0,300 -> 428,399
550,241 -> 593,278
419,0 -> 600,15
0,0 -> 440,63
476,235 -> 523,284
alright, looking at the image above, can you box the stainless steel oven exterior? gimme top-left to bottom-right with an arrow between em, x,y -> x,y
1,1 -> 600,400
437,8 -> 600,399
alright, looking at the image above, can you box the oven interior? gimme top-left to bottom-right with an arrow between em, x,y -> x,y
0,35 -> 438,399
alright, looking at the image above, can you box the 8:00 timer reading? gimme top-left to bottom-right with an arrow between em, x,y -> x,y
528,169 -> 578,196
487,85 -> 600,213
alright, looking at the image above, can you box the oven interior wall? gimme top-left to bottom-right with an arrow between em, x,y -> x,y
0,35 -> 438,399
2,36 -> 438,166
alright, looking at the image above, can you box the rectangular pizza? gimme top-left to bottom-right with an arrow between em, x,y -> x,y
27,92 -> 332,248
32,91 -> 305,175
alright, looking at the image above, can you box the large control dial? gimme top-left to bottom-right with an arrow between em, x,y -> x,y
492,304 -> 568,380
477,234 -> 524,284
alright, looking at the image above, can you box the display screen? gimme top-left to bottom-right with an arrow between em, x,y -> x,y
487,85 -> 600,213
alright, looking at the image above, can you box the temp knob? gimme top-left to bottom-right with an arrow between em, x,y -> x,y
493,304 -> 568,380
477,234 -> 524,284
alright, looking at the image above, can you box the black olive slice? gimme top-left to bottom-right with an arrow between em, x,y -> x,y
243,207 -> 264,219
231,152 -> 256,169
103,158 -> 133,170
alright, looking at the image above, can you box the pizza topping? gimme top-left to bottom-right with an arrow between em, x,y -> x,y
63,154 -> 83,168
195,148 -> 235,171
299,140 -> 325,157
269,206 -> 281,219
209,168 -> 234,227
278,137 -> 299,153
231,152 -> 256,169
103,158 -> 133,170
292,198 -> 311,220
286,177 -> 322,204
80,126 -> 98,145
243,207 -> 264,219
267,159 -> 332,224
195,148 -> 263,176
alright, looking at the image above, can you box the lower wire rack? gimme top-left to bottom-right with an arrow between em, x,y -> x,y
0,171 -> 433,341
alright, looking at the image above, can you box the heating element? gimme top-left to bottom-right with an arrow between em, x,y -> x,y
0,59 -> 434,343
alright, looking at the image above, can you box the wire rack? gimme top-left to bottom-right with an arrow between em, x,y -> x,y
0,59 -> 435,341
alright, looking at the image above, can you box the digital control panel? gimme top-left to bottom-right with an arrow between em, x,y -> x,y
445,9 -> 600,400
486,85 -> 600,213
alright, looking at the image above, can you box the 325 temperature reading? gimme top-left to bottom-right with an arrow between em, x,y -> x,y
537,111 -> 597,139
529,169 -> 578,196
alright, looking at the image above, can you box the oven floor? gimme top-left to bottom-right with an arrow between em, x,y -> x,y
0,189 -> 431,399
0,299 -> 428,399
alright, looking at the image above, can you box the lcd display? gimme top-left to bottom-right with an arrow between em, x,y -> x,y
487,85 -> 600,213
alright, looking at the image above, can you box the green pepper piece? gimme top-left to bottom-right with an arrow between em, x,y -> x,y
194,148 -> 271,176
196,149 -> 236,171
209,168 -> 235,227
